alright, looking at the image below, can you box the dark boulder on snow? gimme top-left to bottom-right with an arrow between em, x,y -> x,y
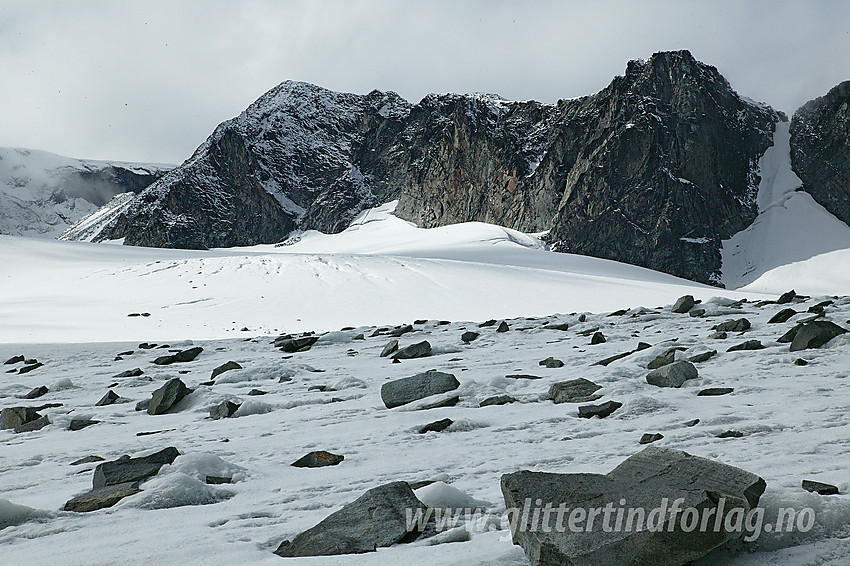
461,331 -> 480,343
688,350 -> 717,363
549,379 -> 603,404
278,336 -> 320,353
639,433 -> 663,444
1,406 -> 48,432
646,361 -> 698,387
789,320 -> 848,351
64,483 -> 142,513
4,355 -> 25,365
768,308 -> 797,323
590,332 -> 606,345
578,400 -> 622,419
274,481 -> 427,557
539,356 -> 564,368
418,418 -> 453,434
153,346 -> 203,365
147,378 -> 192,415
69,418 -> 100,431
777,289 -> 797,304
713,318 -> 751,333
479,395 -> 517,408
777,323 -> 803,343
210,400 -> 241,420
211,361 -> 242,379
17,362 -> 43,374
497,321 -> 510,332
95,390 -> 120,406
802,479 -> 839,495
381,370 -> 460,409
390,340 -> 432,360
388,324 -> 414,338
672,295 -> 696,313
21,386 -> 49,399
114,368 -> 144,378
727,339 -> 765,352
698,387 -> 734,396
291,451 -> 345,468
647,347 -> 682,369
92,447 -> 180,489
380,339 -> 399,357
501,446 -> 766,566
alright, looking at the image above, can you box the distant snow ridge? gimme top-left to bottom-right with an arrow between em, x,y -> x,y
0,147 -> 171,238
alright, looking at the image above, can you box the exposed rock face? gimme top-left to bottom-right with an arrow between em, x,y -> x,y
501,446 -> 766,566
65,51 -> 782,284
790,81 -> 850,226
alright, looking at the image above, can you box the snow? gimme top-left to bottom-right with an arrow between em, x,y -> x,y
722,123 -> 850,289
4,201 -> 850,565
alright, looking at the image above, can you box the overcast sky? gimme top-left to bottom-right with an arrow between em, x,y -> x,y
2,0 -> 849,164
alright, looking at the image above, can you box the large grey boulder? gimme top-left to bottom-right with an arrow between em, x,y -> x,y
279,336 -> 320,353
390,341 -> 432,360
549,379 -> 603,404
210,400 -> 241,420
768,308 -> 797,324
153,346 -> 203,365
381,370 -> 459,409
1,406 -> 48,432
211,361 -> 242,379
713,318 -> 751,333
147,378 -> 191,415
64,483 -> 142,512
789,321 -> 848,351
92,447 -> 180,489
671,295 -> 696,313
274,481 -> 427,557
380,339 -> 399,357
501,446 -> 766,566
646,361 -> 698,388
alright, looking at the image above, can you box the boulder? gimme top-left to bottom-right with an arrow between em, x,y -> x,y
549,379 -> 603,404
639,433 -> 663,444
114,368 -> 144,378
153,346 -> 203,365
21,386 -> 49,399
1,406 -> 45,431
501,446 -> 766,566
211,361 -> 242,379
789,321 -> 848,351
95,390 -> 120,406
18,362 -> 43,374
479,319 -> 497,327
768,308 -> 797,323
418,418 -> 453,434
548,323 -> 570,331
69,418 -> 100,431
4,355 -> 24,364
713,318 -> 751,333
479,395 -> 516,408
717,430 -> 744,438
688,350 -> 717,363
698,387 -> 734,396
689,308 -> 706,318
461,331 -> 480,343
727,340 -> 765,352
506,374 -> 543,380
147,378 -> 191,415
70,455 -> 105,466
278,336 -> 320,353
578,400 -> 622,418
647,347 -> 680,369
391,341 -> 432,360
388,324 -> 414,337
646,361 -> 698,388
497,321 -> 510,332
380,339 -> 399,357
248,389 -> 267,396
778,323 -> 803,343
590,332 -> 606,345
708,331 -> 728,340
381,370 -> 460,409
274,481 -> 427,557
539,357 -> 565,368
672,295 -> 696,313
14,415 -> 50,433
292,451 -> 345,468
801,480 -> 839,495
64,483 -> 142,512
210,400 -> 241,420
777,289 -> 797,304
92,447 -> 180,489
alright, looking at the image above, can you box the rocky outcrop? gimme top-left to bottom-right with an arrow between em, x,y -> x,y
65,51 -> 782,284
790,81 -> 850,226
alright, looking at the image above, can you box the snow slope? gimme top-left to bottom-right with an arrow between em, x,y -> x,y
0,203 -> 749,344
721,123 -> 850,288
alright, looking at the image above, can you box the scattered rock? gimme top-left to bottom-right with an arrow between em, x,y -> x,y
688,350 -> 717,363
388,324 -> 414,337
118,350 -> 134,356
114,368 -> 144,378
578,314 -> 587,322
95,390 -> 120,406
210,400 -> 241,420
777,289 -> 797,304
538,357 -> 564,368
211,361 -> 242,379
391,341 -> 432,360
92,447 -> 180,489
789,320 -> 848,351
547,322 -> 570,331
727,339 -> 765,352
717,430 -> 744,438
380,339 -> 399,357
496,321 -> 510,332
147,378 -> 191,415
1,406 -> 46,432
64,483 -> 142,513
479,319 -> 497,327
647,347 -> 680,369
247,389 -> 267,396
205,475 -> 233,484
578,400 -> 622,418
672,294 -> 696,313
479,395 -> 516,407
501,446 -> 765,566
698,387 -> 734,396
4,355 -> 24,365
153,346 -> 203,365
69,418 -> 100,431
639,433 -> 663,444
689,308 -> 706,318
278,336 -> 320,353
768,308 -> 797,323
138,342 -> 157,349
683,418 -> 700,427
608,309 -> 628,317
418,418 -> 453,434
292,451 -> 345,468
461,331 -> 480,343
778,323 -> 803,343
71,455 -> 105,466
135,399 -> 150,412
549,378 -> 603,404
21,386 -> 48,399
17,362 -> 43,374
418,395 -> 460,410
802,480 -> 839,495
646,361 -> 698,388
381,370 -> 460,409
794,358 -> 809,366
505,374 -> 543,380
713,318 -> 751,333
709,331 -> 728,340
274,481 -> 427,557
590,331 -> 606,344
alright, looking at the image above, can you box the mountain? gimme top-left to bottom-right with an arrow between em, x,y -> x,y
63,50 -> 850,286
0,147 -> 171,238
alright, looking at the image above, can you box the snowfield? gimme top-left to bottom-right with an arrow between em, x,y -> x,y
3,202 -> 850,565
